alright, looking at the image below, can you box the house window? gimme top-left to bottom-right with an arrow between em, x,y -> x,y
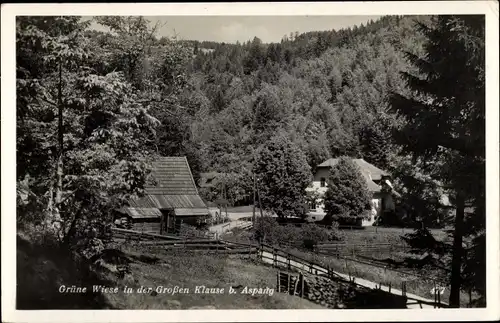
309,201 -> 317,211
320,177 -> 326,187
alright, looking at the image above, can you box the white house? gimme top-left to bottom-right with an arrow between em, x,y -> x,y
305,158 -> 398,226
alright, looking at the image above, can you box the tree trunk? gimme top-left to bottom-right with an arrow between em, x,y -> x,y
63,204 -> 84,246
449,193 -> 465,307
252,173 -> 256,223
256,182 -> 264,218
53,57 -> 64,237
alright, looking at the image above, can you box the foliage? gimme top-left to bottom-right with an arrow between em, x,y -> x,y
254,135 -> 312,219
254,217 -> 341,248
16,16 -> 190,245
198,171 -> 253,207
323,157 -> 372,224
390,15 -> 485,306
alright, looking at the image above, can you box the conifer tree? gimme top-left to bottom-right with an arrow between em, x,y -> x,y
390,15 -> 485,307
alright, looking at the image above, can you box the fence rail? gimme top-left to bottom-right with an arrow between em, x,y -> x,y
255,243 -> 448,308
111,227 -> 449,308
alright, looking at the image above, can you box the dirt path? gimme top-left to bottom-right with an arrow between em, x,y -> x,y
260,250 -> 445,309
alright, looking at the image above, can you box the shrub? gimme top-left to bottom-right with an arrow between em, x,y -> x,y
254,216 -> 342,249
179,224 -> 210,239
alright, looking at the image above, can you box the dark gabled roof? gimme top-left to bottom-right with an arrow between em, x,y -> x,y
174,208 -> 210,216
145,157 -> 199,195
129,194 -> 207,209
317,158 -> 389,181
118,207 -> 162,219
126,157 -> 208,212
316,158 -> 391,193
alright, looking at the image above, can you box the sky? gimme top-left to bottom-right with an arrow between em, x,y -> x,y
88,16 -> 382,44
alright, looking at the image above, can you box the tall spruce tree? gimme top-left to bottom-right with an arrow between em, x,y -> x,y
390,15 -> 485,307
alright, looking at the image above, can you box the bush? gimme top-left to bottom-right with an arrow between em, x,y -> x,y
254,217 -> 342,249
179,224 -> 210,239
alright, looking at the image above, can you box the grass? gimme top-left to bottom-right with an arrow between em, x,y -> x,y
278,245 -> 475,308
105,244 -> 323,309
17,232 -> 322,310
222,227 -> 477,308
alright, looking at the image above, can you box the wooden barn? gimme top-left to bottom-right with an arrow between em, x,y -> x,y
115,157 -> 209,234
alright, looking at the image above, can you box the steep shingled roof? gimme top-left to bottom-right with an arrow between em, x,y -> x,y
145,157 -> 200,195
317,158 -> 389,181
317,158 -> 390,193
128,157 -> 208,211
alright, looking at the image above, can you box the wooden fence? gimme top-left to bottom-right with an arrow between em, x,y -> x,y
111,227 -> 260,255
277,271 -> 305,297
316,242 -> 409,258
111,227 -> 183,241
254,242 -> 448,308
111,227 -> 449,308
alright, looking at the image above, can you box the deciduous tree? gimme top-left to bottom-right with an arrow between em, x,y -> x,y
322,157 -> 372,225
254,135 -> 312,219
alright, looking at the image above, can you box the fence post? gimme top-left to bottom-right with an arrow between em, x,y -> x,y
300,273 -> 304,298
287,255 -> 291,270
277,271 -> 280,293
287,273 -> 291,294
434,284 -> 437,308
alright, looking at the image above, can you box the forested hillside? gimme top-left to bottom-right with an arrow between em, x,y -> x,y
153,16 -> 432,206
185,15 -> 428,175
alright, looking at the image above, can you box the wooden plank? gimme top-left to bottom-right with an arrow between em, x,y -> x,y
111,227 -> 182,240
277,272 -> 280,293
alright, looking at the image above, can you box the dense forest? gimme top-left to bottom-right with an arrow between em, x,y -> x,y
16,15 -> 485,307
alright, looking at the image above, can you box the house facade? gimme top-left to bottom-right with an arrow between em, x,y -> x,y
305,158 -> 397,226
115,157 -> 210,234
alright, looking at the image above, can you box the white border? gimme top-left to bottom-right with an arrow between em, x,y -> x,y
1,2 -> 499,322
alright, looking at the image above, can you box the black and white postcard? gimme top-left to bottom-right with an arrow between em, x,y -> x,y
1,2 -> 499,322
